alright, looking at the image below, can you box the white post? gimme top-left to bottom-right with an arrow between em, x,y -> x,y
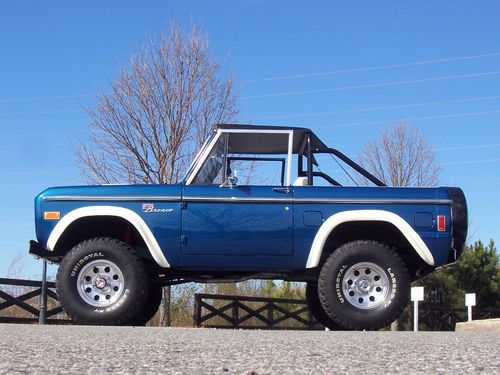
411,286 -> 424,332
413,301 -> 418,332
465,293 -> 476,322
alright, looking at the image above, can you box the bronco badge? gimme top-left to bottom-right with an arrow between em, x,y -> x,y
142,203 -> 174,214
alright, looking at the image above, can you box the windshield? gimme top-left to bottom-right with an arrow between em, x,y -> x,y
182,131 -> 217,184
191,133 -> 228,185
189,131 -> 293,185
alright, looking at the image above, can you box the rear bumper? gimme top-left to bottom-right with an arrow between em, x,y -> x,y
28,240 -> 62,262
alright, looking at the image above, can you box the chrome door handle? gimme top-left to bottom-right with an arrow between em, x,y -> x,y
273,187 -> 291,194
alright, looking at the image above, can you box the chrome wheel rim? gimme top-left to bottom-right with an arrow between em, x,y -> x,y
77,260 -> 125,307
342,262 -> 390,310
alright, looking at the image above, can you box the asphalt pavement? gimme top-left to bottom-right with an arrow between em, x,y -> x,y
0,324 -> 498,374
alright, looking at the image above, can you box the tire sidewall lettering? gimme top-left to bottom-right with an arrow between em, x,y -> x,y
383,267 -> 397,308
93,289 -> 130,314
70,252 -> 105,277
335,265 -> 348,304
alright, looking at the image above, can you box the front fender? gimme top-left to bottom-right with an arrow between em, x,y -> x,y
46,206 -> 170,268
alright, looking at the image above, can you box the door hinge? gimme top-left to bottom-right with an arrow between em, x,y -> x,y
181,234 -> 188,244
181,201 -> 188,209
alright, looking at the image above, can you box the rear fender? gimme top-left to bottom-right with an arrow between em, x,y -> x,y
305,210 -> 435,268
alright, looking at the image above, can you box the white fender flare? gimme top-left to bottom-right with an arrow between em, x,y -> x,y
46,206 -> 170,268
305,210 -> 435,268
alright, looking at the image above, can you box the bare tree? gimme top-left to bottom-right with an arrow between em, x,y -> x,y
358,122 -> 440,187
75,22 -> 238,185
74,23 -> 238,327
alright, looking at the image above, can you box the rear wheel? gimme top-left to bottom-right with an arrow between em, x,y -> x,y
56,237 -> 149,325
318,240 -> 410,330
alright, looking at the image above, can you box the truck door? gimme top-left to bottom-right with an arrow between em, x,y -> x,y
181,184 -> 293,257
180,129 -> 295,269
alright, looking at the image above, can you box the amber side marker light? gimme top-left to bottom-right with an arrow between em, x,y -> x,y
44,212 -> 60,220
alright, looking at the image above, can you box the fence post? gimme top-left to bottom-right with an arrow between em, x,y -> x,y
38,260 -> 48,325
193,294 -> 201,327
267,299 -> 274,329
232,301 -> 239,328
160,286 -> 171,327
308,307 -> 315,330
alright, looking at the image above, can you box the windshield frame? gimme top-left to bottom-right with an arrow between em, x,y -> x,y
185,129 -> 294,186
181,131 -> 218,184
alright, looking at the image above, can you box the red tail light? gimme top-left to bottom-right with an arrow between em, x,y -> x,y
437,215 -> 446,231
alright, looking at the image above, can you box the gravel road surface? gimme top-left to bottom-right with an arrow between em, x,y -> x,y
0,324 -> 498,374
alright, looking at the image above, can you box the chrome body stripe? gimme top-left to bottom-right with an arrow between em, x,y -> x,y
44,196 -> 181,202
185,197 -> 451,204
293,198 -> 453,205
184,196 -> 293,203
43,195 -> 452,205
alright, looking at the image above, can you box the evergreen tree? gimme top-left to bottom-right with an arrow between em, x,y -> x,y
396,239 -> 499,330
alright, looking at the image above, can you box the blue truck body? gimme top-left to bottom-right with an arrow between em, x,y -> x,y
28,124 -> 467,328
35,184 -> 455,271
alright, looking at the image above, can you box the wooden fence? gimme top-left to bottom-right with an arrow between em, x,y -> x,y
193,293 -> 323,330
194,293 -> 500,331
2,278 -> 499,330
0,277 -> 72,324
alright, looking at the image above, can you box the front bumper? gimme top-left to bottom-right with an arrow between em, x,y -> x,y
28,240 -> 62,262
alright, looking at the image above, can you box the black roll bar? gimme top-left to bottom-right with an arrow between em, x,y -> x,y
322,148 -> 386,187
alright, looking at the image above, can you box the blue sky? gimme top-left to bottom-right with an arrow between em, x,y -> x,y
1,1 -> 499,278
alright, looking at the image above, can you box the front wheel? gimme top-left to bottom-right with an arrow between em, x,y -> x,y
306,282 -> 345,330
318,240 -> 410,330
130,284 -> 163,326
56,237 -> 149,325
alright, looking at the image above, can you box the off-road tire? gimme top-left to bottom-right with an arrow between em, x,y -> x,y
306,282 -> 344,330
56,237 -> 149,326
318,240 -> 410,330
130,284 -> 163,326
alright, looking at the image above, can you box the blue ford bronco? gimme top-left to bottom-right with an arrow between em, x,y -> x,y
29,124 -> 467,330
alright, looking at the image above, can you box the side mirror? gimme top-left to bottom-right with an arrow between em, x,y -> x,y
221,170 -> 238,188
